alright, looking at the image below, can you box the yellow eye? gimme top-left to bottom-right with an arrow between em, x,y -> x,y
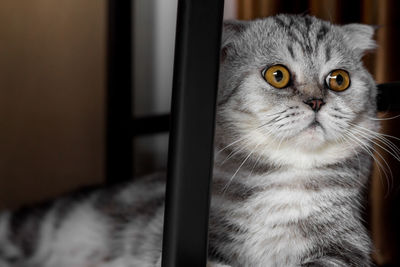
263,65 -> 291,89
326,69 -> 350,92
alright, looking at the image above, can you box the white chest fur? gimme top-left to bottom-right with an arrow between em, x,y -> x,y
212,169 -> 320,267
238,187 -> 313,266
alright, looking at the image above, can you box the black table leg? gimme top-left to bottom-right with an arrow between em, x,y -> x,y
161,0 -> 225,266
106,0 -> 133,184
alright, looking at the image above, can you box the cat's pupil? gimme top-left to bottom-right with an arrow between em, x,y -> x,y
336,74 -> 343,85
273,70 -> 283,82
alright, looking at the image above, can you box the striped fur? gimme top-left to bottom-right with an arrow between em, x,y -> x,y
0,174 -> 166,267
0,15 -> 381,266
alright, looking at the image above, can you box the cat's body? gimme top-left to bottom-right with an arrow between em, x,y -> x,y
0,174 -> 166,267
0,14 -> 380,266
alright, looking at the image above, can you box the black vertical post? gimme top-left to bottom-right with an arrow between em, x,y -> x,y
162,1 -> 224,267
106,0 -> 133,183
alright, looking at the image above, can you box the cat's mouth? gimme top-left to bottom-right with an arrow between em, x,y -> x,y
305,119 -> 325,133
290,119 -> 327,151
309,120 -> 321,128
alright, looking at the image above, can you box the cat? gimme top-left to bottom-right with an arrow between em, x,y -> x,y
0,14 -> 382,267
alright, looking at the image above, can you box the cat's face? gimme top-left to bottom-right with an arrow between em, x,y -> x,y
216,15 -> 379,168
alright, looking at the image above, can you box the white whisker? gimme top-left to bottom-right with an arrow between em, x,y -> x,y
368,114 -> 400,121
342,130 -> 393,195
349,126 -> 400,162
221,142 -> 261,194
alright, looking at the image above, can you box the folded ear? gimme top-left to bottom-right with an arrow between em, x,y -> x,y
222,20 -> 249,48
341,23 -> 377,57
221,20 -> 249,61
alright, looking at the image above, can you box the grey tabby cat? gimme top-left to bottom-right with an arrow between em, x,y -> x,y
0,14 -> 380,267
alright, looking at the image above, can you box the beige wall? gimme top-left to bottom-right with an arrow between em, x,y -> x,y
0,0 -> 106,209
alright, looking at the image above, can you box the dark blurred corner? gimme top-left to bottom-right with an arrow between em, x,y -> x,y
237,0 -> 400,265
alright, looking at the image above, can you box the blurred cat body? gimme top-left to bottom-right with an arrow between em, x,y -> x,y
0,14 -> 379,267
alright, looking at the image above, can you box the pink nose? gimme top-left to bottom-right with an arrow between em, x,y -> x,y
304,98 -> 325,112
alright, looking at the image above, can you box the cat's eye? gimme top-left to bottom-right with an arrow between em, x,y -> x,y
326,69 -> 350,92
262,65 -> 291,89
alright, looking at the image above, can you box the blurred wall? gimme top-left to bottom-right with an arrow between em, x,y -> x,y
132,0 -> 177,176
0,0 -> 106,209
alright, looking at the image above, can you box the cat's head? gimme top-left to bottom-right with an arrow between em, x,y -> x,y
216,14 -> 378,168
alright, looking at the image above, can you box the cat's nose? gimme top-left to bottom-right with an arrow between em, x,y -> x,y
304,98 -> 325,112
